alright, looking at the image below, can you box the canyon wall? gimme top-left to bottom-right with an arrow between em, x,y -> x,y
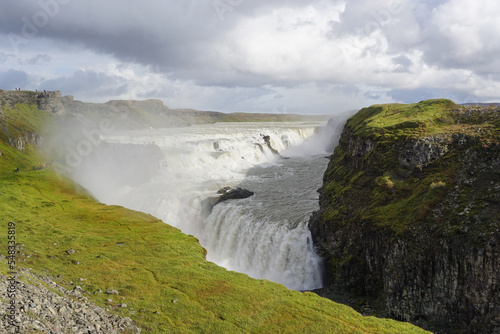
310,100 -> 500,333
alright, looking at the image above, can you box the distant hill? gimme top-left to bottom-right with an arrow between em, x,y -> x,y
0,89 -> 330,131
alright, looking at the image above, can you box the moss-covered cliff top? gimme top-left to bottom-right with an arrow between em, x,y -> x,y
348,99 -> 500,142
320,99 -> 500,235
0,103 -> 428,332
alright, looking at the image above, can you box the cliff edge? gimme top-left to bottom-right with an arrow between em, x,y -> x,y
0,89 -> 65,114
310,99 -> 500,333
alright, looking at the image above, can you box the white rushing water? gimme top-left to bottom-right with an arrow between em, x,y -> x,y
70,121 -> 335,290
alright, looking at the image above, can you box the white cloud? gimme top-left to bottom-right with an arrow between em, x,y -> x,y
0,0 -> 499,113
220,5 -> 343,82
422,0 -> 500,71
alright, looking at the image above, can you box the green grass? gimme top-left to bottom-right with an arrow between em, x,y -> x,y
348,99 -> 458,139
0,103 -> 429,332
0,103 -> 51,142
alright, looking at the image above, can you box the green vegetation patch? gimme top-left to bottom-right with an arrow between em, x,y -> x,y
348,99 -> 458,139
0,103 -> 51,143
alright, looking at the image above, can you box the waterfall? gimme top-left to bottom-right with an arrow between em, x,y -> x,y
70,121 -> 330,290
203,202 -> 323,290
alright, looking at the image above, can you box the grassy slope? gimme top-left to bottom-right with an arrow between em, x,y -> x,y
0,104 -> 428,333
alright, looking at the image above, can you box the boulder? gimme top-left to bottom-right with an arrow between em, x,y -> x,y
204,187 -> 255,215
214,187 -> 254,206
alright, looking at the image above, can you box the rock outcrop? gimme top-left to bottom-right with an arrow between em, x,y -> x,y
0,89 -> 65,114
6,132 -> 43,151
208,187 -> 255,207
262,135 -> 280,155
309,100 -> 500,333
203,187 -> 255,215
36,90 -> 66,114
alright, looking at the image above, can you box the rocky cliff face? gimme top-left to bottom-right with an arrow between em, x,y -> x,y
36,90 -> 66,114
310,100 -> 500,333
6,132 -> 43,151
0,89 -> 65,114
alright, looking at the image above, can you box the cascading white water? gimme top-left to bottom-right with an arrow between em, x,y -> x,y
70,121 -> 332,290
201,153 -> 328,290
102,123 -> 316,184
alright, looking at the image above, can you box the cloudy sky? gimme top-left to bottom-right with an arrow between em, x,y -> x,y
1,0 -> 499,114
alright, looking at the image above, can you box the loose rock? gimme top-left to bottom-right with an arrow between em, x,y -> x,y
0,261 -> 141,333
